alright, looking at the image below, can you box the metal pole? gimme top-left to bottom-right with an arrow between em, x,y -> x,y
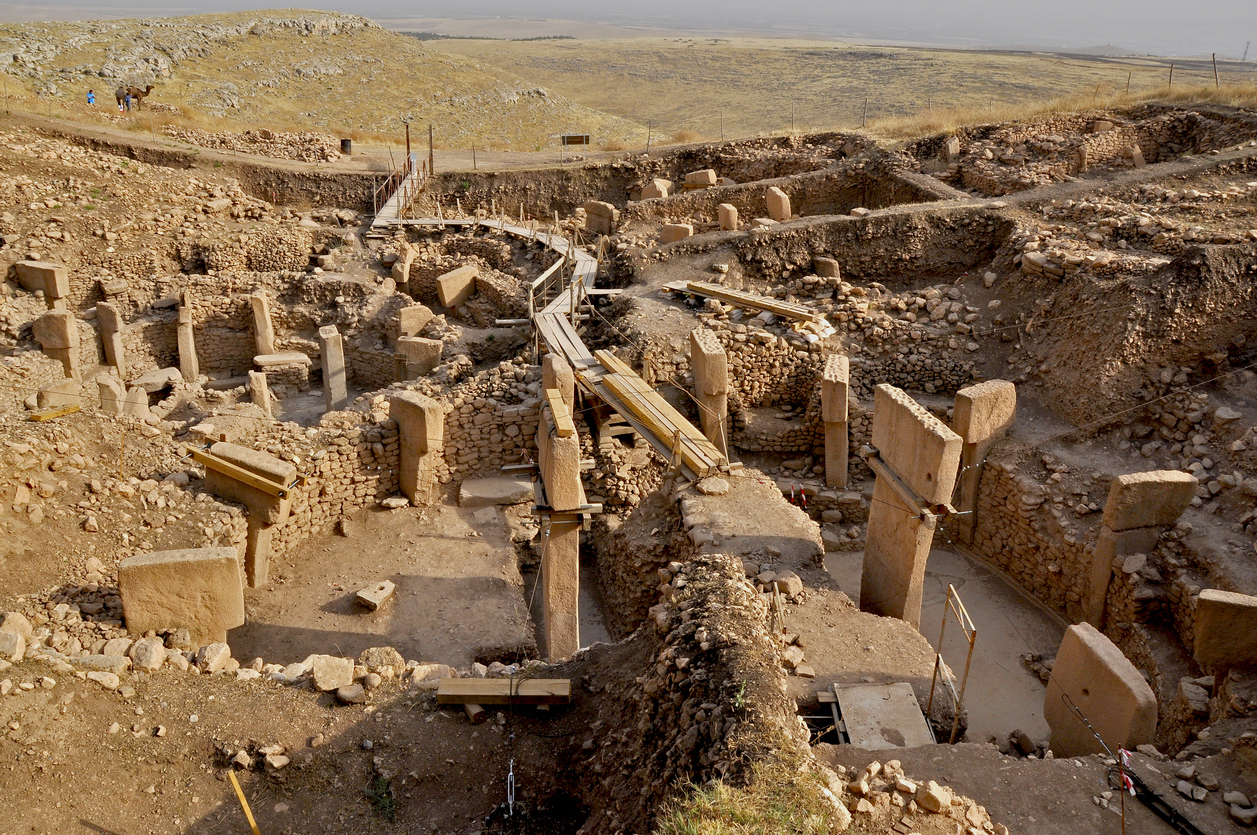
1213,53 -> 1220,87
428,123 -> 434,177
720,108 -> 724,142
646,119 -> 651,153
1127,72 -> 1132,94
472,145 -> 476,170
862,96 -> 867,128
1168,63 -> 1174,88
405,121 -> 410,158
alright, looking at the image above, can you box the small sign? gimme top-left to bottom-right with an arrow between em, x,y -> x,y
560,134 -> 591,146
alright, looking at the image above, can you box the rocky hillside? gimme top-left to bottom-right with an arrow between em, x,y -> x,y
0,9 -> 643,149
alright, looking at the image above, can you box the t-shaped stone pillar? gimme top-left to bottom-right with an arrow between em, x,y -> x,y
537,362 -> 582,661
1084,470 -> 1198,627
951,380 -> 1016,544
15,260 -> 69,310
250,292 -> 276,356
388,392 -> 444,506
820,353 -> 850,489
860,384 -> 962,630
1044,623 -> 1157,757
689,329 -> 729,458
96,301 -> 127,379
177,291 -> 199,383
542,353 -> 575,414
317,324 -> 349,412
32,309 -> 80,380
202,442 -> 296,588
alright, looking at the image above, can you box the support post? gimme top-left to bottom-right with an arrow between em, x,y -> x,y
96,301 -> 127,379
248,370 -> 272,420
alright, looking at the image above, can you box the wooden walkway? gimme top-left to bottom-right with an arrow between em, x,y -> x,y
374,208 -> 729,479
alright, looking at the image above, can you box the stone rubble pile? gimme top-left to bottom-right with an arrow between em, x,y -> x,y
162,127 -> 342,163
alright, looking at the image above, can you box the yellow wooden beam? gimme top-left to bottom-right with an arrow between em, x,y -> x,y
545,387 -> 576,438
28,404 -> 80,422
191,448 -> 291,499
436,677 -> 571,706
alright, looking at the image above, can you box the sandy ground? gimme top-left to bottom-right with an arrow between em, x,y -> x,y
230,499 -> 535,670
825,545 -> 1065,745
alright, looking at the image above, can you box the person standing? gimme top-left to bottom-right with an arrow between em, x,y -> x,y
86,89 -> 95,105
123,91 -> 132,113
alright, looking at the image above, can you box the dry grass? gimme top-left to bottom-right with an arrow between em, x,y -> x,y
433,36 -> 1257,143
868,81 -> 1257,140
0,11 -> 644,150
654,761 -> 842,835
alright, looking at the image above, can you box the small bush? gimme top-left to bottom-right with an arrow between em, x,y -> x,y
655,761 -> 843,835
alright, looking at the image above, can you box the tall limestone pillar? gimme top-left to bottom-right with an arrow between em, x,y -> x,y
689,329 -> 728,458
951,380 -> 1016,545
820,354 -> 850,489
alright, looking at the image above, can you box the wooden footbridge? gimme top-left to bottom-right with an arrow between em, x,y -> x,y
375,208 -> 731,480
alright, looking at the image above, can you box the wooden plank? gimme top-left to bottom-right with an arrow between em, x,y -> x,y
191,449 -> 291,499
28,404 -> 80,422
545,387 -> 576,437
600,373 -> 719,475
436,677 -> 571,706
683,281 -> 819,323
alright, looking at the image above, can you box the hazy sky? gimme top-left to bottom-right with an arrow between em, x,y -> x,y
3,1 -> 1255,56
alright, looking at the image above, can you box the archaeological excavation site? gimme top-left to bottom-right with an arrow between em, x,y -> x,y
5,47 -> 1257,833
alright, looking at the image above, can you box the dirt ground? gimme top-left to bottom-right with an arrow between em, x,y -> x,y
232,497 -> 535,670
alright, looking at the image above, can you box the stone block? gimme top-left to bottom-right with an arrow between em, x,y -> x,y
660,223 -> 694,244
253,351 -> 311,369
944,136 -> 961,163
310,654 -> 354,691
813,256 -> 841,278
766,187 -> 792,222
1102,470 -> 1199,532
952,380 -> 1017,444
396,337 -> 443,377
690,329 -> 728,396
641,178 -> 670,199
248,371 -> 272,420
582,200 -> 619,235
459,475 -> 533,507
717,203 -> 738,231
132,367 -> 182,394
95,301 -> 123,333
37,378 -> 79,410
397,304 -> 434,337
437,264 -> 478,308
355,580 -> 395,611
821,354 -> 850,424
1194,589 -> 1257,672
542,518 -> 580,660
32,310 -> 78,351
0,613 -> 32,637
0,631 -> 24,662
1044,623 -> 1157,757
684,169 -> 718,185
118,547 -> 245,646
15,260 -> 69,299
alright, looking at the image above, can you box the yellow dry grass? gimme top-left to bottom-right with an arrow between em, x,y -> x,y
432,36 -> 1257,142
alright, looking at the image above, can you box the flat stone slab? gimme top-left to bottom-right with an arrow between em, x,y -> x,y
459,475 -> 533,508
119,547 -> 245,647
836,682 -> 936,751
1194,589 -> 1257,671
131,367 -> 183,393
356,580 -> 396,611
254,352 -> 312,368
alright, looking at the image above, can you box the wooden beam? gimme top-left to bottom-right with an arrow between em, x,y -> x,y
437,677 -> 571,706
28,404 -> 80,421
191,448 -> 291,499
545,387 -> 577,438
